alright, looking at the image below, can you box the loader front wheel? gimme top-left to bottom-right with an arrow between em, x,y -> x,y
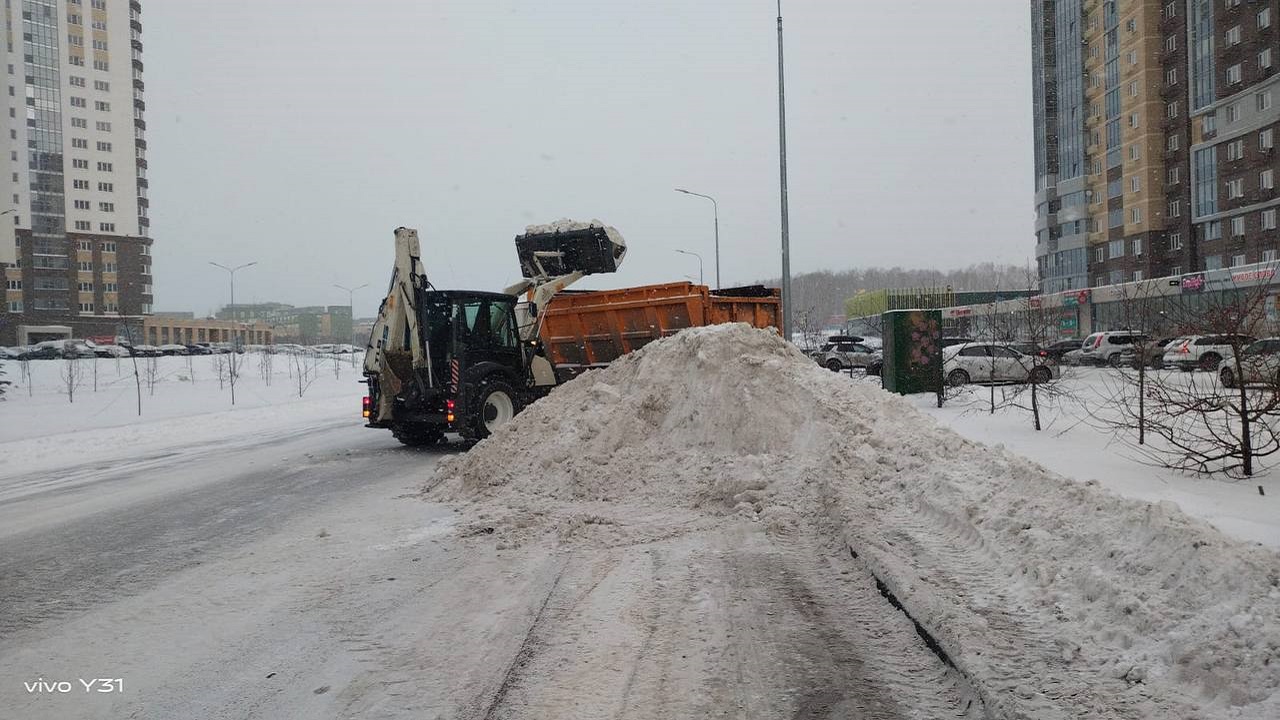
463,378 -> 520,441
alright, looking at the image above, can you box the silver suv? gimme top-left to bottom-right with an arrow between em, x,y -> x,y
811,338 -> 880,372
1163,334 -> 1255,372
1079,331 -> 1149,367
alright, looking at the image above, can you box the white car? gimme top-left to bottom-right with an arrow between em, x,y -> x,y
1163,334 -> 1255,372
1079,331 -> 1149,367
1220,338 -> 1280,387
944,342 -> 1060,387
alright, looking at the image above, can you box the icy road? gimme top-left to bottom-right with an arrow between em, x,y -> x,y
0,410 -> 979,719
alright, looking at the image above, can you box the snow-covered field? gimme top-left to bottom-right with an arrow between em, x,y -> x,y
0,353 -> 365,479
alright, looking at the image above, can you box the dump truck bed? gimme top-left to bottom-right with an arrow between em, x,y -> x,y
539,282 -> 781,379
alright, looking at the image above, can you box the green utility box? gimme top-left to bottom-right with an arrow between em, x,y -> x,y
881,309 -> 943,396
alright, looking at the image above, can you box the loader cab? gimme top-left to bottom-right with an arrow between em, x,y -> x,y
420,290 -> 526,387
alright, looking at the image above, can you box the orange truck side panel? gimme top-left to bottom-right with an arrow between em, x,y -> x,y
540,282 -> 781,370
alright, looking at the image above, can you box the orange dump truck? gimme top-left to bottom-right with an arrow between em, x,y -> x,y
538,281 -> 782,381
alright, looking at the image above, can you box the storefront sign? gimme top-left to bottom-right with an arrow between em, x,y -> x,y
1180,274 -> 1206,293
1231,268 -> 1276,284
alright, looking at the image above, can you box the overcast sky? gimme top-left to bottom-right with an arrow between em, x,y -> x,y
145,0 -> 1032,318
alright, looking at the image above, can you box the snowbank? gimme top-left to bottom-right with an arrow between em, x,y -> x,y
432,324 -> 1280,719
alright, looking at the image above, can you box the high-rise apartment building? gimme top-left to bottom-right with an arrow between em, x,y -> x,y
1033,0 -> 1279,291
1,0 -> 151,345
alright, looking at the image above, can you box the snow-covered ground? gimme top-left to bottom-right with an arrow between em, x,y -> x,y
0,353 -> 366,479
900,368 -> 1280,549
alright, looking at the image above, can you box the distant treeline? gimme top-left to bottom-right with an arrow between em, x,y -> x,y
758,263 -> 1032,323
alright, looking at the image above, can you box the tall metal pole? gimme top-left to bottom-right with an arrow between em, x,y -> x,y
334,283 -> 368,367
674,188 -> 720,289
210,261 -> 256,405
777,0 -> 793,341
674,249 -> 704,285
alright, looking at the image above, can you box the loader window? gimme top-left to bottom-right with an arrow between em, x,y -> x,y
455,299 -> 519,349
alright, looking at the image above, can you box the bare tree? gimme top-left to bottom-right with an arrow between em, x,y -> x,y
212,354 -> 228,390
258,347 -> 274,387
292,350 -> 319,398
1098,272 -> 1280,477
144,356 -> 160,396
60,357 -> 83,404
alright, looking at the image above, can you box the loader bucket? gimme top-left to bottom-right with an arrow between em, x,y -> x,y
515,225 -> 626,279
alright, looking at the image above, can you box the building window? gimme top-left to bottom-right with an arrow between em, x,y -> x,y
1228,64 -> 1243,84
1206,255 -> 1224,270
1169,199 -> 1182,217
1133,238 -> 1144,256
1262,169 -> 1275,189
1167,101 -> 1179,118
1126,18 -> 1137,32
1129,113 -> 1140,128
7,300 -> 22,313
73,199 -> 90,210
1259,91 -> 1274,112
91,39 -> 108,51
1227,178 -> 1245,198
99,202 -> 114,212
1262,49 -> 1274,70
93,60 -> 109,71
72,159 -> 89,169
1263,129 -> 1275,150
1232,216 -> 1247,236
69,55 -> 84,66
1133,270 -> 1144,281
97,162 -> 113,172
1168,134 -> 1180,151
1226,25 -> 1242,46
1263,209 -> 1278,230
1226,0 -> 1242,7
78,260 -> 93,271
1166,68 -> 1178,85
1128,50 -> 1139,65
95,141 -> 111,152
98,182 -> 113,192
1226,104 -> 1240,123
1095,246 -> 1106,263
1227,139 -> 1245,161
69,96 -> 86,108
103,262 -> 117,274
73,220 -> 92,231
95,121 -> 111,131
1165,35 -> 1177,52
78,282 -> 93,292
1206,220 -> 1223,241
1110,239 -> 1125,258
1164,2 -> 1177,18
1132,207 -> 1143,224
1129,145 -> 1141,161
102,241 -> 116,252
77,240 -> 92,251
1168,167 -> 1181,184
70,117 -> 87,129
1110,270 -> 1124,284
1261,8 -> 1272,29
100,223 -> 116,233
93,80 -> 109,92
1232,253 -> 1247,267
5,279 -> 20,290
94,101 -> 110,112
1130,81 -> 1139,98
72,179 -> 89,190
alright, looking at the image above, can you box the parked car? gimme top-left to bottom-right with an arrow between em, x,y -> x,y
1163,334 -> 1255,372
1116,336 -> 1180,370
1220,338 -> 1280,387
941,336 -> 975,348
158,344 -> 190,356
1043,339 -> 1083,362
0,346 -> 23,360
812,339 -> 880,371
185,343 -> 214,355
93,344 -> 130,358
1079,331 -> 1150,367
129,344 -> 162,357
944,342 -> 1060,387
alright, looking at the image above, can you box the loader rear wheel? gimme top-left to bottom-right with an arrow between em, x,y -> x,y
462,378 -> 520,441
391,423 -> 445,447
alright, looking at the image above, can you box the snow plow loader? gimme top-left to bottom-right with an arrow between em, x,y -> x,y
361,223 -> 626,445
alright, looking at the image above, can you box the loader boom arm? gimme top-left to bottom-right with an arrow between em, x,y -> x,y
363,227 -> 433,383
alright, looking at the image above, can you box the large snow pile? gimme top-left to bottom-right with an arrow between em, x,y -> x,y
431,324 -> 1280,719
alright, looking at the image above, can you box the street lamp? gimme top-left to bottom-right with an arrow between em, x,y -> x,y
334,282 -> 368,366
674,249 -> 704,285
776,0 -> 793,341
209,260 -> 257,405
674,188 -> 719,289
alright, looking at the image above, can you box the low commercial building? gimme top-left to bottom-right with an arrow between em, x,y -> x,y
141,317 -> 272,347
216,303 -> 352,344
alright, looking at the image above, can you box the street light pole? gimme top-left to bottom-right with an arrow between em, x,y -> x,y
674,188 -> 719,289
209,260 -> 257,405
334,283 -> 368,367
777,0 -> 793,342
674,249 -> 704,285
